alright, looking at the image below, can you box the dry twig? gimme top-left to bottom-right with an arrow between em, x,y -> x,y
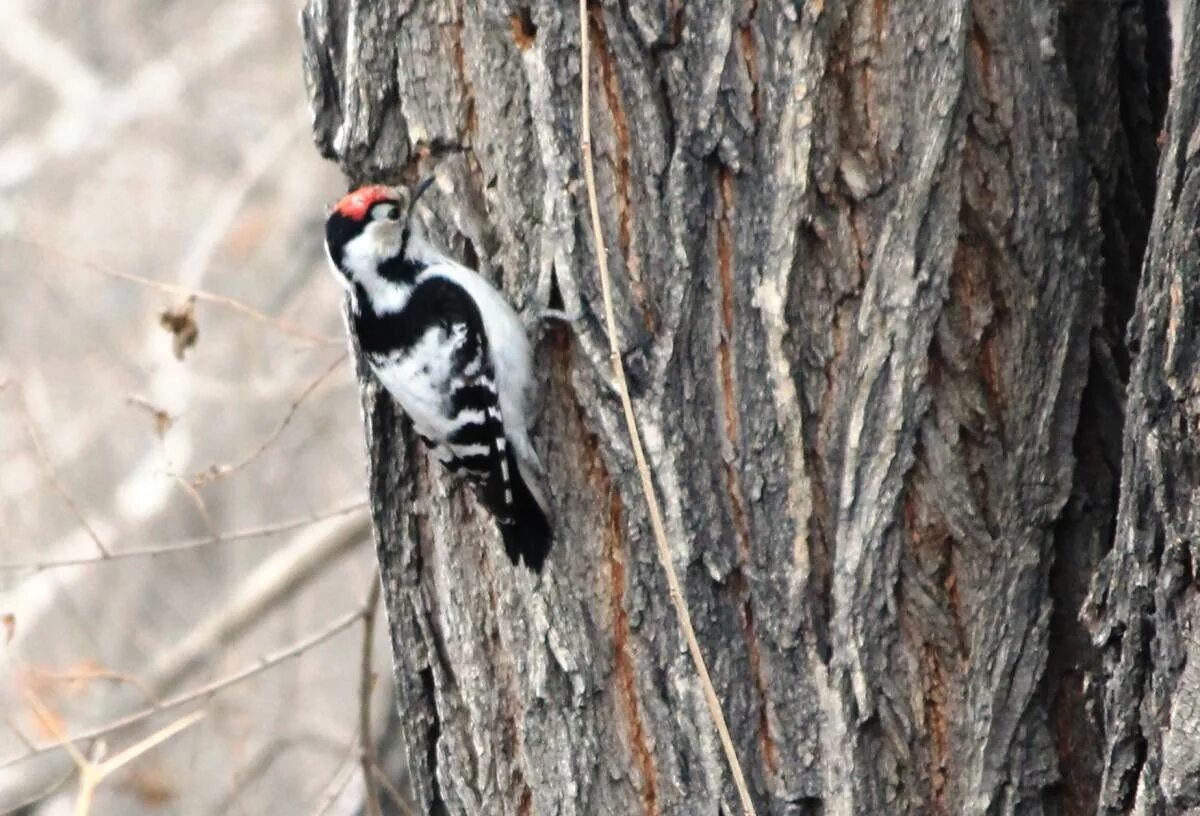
309,737 -> 361,816
0,608 -> 363,770
11,389 -> 110,559
14,238 -> 339,346
144,510 -> 371,696
372,764 -> 416,815
25,692 -> 205,816
192,352 -> 348,487
0,765 -> 74,816
0,500 -> 366,572
577,3 -> 757,813
25,664 -> 160,707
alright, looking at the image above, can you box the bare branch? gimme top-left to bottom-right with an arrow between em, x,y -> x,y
93,709 -> 205,780
372,764 -> 416,816
68,710 -> 206,816
192,353 -> 349,487
10,387 -> 109,559
87,263 -> 339,347
23,665 -> 159,708
12,238 -> 340,346
0,500 -> 366,572
144,510 -> 371,696
1,716 -> 35,756
0,607 -> 364,770
23,692 -> 90,774
309,742 -> 360,816
166,469 -> 219,540
0,765 -> 73,816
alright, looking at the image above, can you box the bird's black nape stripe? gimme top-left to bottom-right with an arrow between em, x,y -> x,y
324,212 -> 360,270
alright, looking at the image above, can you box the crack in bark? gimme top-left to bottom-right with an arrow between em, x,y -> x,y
420,666 -> 451,816
738,0 -> 761,125
899,473 -> 969,815
478,555 -> 534,810
556,331 -> 660,814
587,4 -> 657,334
715,165 -> 779,781
605,488 -> 661,816
448,2 -> 477,142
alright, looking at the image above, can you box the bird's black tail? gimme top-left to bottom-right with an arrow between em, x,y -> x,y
496,454 -> 553,572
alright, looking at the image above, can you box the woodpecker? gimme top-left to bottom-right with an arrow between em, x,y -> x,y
324,180 -> 552,571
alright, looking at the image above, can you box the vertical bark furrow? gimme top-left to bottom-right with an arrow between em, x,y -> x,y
548,332 -> 662,815
713,163 -> 780,787
1048,3 -> 1168,814
587,5 -> 657,333
606,491 -> 661,816
1092,2 -> 1200,811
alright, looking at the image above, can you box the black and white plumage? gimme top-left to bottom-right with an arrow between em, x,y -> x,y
324,182 -> 552,571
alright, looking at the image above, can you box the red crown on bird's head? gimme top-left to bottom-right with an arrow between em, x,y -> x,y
333,185 -> 399,221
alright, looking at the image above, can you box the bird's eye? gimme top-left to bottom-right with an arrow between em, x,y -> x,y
371,203 -> 401,222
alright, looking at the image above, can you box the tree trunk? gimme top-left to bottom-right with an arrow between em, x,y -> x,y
299,1 -> 1169,813
1089,1 -> 1200,813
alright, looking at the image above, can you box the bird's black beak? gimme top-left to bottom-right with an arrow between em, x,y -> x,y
411,176 -> 436,209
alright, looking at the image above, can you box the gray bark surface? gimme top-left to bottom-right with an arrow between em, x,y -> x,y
300,1 -> 1169,813
1088,1 -> 1200,813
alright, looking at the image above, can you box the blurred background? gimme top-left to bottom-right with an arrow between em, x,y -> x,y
0,0 -> 1188,814
0,2 -> 396,814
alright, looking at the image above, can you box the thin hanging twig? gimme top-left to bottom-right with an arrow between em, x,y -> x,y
576,2 -> 757,813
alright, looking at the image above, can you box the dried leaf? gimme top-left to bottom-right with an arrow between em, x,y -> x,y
158,297 -> 198,360
153,409 -> 173,437
127,397 -> 174,438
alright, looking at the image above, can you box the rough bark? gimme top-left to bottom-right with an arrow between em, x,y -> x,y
300,1 -> 1167,813
1088,1 -> 1200,813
